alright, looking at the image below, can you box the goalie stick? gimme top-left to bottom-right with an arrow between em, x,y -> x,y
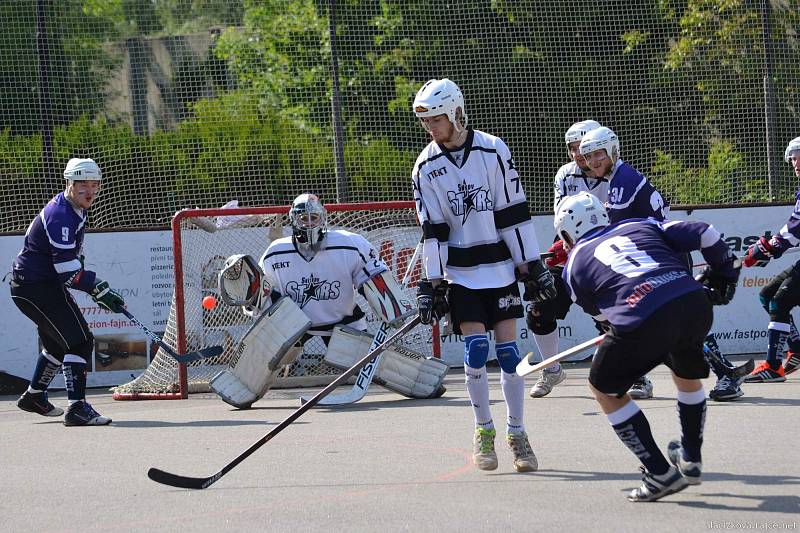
120,308 -> 222,364
300,240 -> 422,406
147,314 -> 422,489
516,334 -> 605,377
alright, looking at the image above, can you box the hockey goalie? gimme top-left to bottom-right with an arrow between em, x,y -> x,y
210,193 -> 448,409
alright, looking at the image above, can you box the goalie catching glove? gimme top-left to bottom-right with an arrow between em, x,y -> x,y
743,236 -> 789,268
218,253 -> 277,318
210,296 -> 311,409
324,325 -> 448,398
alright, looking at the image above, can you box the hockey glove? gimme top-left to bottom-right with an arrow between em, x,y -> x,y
417,280 -> 449,325
743,236 -> 788,268
695,266 -> 740,305
91,280 -> 126,313
521,260 -> 558,303
544,240 -> 568,268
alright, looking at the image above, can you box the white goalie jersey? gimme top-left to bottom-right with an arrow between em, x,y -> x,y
412,128 -> 541,289
259,229 -> 388,333
553,161 -> 609,213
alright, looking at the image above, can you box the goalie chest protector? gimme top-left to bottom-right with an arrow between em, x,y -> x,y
259,230 -> 387,328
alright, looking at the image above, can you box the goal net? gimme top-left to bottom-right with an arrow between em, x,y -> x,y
112,201 -> 436,400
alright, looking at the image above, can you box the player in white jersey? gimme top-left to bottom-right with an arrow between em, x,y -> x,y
553,120 -> 609,211
527,120 -> 607,398
411,78 -> 556,472
210,193 -> 448,409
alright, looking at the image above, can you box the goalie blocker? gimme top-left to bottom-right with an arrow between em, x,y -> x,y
210,296 -> 311,409
324,325 -> 448,398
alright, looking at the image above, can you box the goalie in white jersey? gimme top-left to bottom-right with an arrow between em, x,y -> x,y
211,193 -> 448,409
411,78 -> 556,473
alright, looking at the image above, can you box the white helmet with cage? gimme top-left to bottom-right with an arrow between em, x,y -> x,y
290,193 -> 327,251
413,78 -> 467,130
554,192 -> 609,246
579,126 -> 620,163
63,158 -> 102,181
564,120 -> 602,145
784,136 -> 800,163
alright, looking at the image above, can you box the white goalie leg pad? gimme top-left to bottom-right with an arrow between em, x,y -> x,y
211,297 -> 311,408
324,325 -> 448,398
361,270 -> 415,327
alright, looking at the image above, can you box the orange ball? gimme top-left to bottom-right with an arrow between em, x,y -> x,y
202,295 -> 217,310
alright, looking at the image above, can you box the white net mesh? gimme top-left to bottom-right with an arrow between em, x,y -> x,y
112,202 -> 433,399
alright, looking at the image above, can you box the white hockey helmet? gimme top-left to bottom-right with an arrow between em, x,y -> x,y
564,120 -> 602,144
290,193 -> 327,251
784,136 -> 800,163
63,158 -> 102,181
413,78 -> 467,130
554,192 -> 609,246
579,126 -> 620,162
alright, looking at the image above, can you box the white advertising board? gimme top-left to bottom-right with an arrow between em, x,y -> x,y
0,205 -> 794,386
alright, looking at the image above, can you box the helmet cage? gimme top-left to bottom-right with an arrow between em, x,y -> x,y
290,194 -> 327,251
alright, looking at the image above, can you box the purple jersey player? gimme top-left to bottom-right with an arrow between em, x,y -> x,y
555,192 -> 739,502
740,135 -> 800,381
10,158 -> 125,426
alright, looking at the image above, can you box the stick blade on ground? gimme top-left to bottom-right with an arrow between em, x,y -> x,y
147,467 -> 219,490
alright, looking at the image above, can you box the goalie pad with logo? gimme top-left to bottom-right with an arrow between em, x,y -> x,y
361,270 -> 414,327
324,325 -> 448,398
210,296 -> 311,408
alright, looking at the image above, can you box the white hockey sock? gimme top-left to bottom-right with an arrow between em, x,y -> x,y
464,364 -> 493,430
533,330 -> 561,372
500,370 -> 525,434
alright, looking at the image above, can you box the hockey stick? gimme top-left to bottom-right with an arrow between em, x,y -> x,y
147,314 -> 422,489
120,308 -> 223,364
516,334 -> 605,377
300,241 -> 423,406
703,343 -> 755,379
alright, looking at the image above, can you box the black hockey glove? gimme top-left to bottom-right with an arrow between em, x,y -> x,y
417,280 -> 449,325
91,280 -> 126,313
695,266 -> 740,306
521,260 -> 557,303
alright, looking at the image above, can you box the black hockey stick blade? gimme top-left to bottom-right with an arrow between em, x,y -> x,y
731,358 -> 755,378
172,345 -> 223,364
147,315 -> 421,489
147,468 -> 220,490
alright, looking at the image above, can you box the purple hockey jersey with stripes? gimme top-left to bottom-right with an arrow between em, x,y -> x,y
12,192 -> 96,291
563,218 -> 734,331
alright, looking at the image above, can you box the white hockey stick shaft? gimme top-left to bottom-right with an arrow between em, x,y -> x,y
302,240 -> 423,406
516,334 -> 605,377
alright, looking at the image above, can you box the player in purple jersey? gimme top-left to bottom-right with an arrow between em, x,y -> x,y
741,136 -> 800,381
10,158 -> 125,426
556,192 -> 739,502
577,126 -> 668,400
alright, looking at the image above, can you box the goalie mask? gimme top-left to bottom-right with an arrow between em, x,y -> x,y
413,78 -> 467,131
218,254 -> 265,307
554,192 -> 609,247
290,193 -> 327,251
